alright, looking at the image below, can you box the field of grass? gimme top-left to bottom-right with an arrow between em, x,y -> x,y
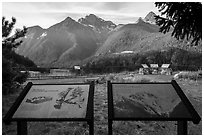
2,72 -> 202,135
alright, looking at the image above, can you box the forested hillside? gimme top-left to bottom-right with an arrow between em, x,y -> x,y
82,47 -> 201,73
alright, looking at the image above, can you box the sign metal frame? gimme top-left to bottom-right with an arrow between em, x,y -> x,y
3,82 -> 95,135
107,80 -> 201,135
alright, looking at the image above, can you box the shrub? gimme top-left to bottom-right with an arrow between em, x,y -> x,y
174,71 -> 202,81
106,74 -> 115,81
135,78 -> 152,83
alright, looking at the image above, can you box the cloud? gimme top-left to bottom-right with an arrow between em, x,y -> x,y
100,2 -> 129,11
2,2 -> 160,28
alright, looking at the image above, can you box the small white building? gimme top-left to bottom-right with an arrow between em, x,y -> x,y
150,64 -> 159,68
74,66 -> 81,70
28,71 -> 41,78
150,64 -> 159,74
161,64 -> 172,75
139,64 -> 150,75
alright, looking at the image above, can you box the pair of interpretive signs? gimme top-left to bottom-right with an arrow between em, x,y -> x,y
4,80 -> 201,135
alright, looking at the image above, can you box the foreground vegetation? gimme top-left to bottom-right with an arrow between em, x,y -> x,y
2,17 -> 37,95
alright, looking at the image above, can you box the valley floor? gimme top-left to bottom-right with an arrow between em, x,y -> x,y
2,73 -> 202,135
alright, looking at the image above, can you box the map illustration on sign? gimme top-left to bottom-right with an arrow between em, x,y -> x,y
112,84 -> 191,118
26,96 -> 53,104
54,87 -> 85,109
13,85 -> 90,119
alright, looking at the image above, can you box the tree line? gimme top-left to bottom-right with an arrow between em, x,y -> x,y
82,47 -> 201,74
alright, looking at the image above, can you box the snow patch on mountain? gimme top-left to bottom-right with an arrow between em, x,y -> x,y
40,32 -> 47,37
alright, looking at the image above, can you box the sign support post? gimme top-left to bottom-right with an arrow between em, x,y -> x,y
17,121 -> 27,135
107,81 -> 113,135
88,120 -> 94,135
177,121 -> 187,135
108,120 -> 112,135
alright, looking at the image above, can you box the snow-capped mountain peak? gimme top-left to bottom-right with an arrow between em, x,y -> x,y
78,14 -> 116,33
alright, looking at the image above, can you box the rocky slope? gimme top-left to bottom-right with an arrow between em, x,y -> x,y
78,14 -> 117,44
143,11 -> 157,24
17,16 -> 110,67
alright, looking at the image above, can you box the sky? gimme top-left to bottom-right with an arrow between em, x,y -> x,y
2,2 -> 161,29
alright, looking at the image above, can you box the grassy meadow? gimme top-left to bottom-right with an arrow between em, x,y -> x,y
2,72 -> 202,135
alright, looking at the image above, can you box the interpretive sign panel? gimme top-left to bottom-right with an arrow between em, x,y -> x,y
107,80 -> 201,135
4,82 -> 94,135
13,85 -> 89,119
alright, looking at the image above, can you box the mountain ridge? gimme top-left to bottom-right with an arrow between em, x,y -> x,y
17,14 -> 115,67
16,12 -> 201,68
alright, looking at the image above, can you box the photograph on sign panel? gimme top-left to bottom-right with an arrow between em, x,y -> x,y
13,85 -> 90,119
112,84 -> 191,118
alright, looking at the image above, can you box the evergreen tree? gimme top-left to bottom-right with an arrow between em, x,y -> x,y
2,17 -> 35,94
155,2 -> 202,45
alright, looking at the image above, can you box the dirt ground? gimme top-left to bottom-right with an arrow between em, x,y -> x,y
2,73 -> 202,135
